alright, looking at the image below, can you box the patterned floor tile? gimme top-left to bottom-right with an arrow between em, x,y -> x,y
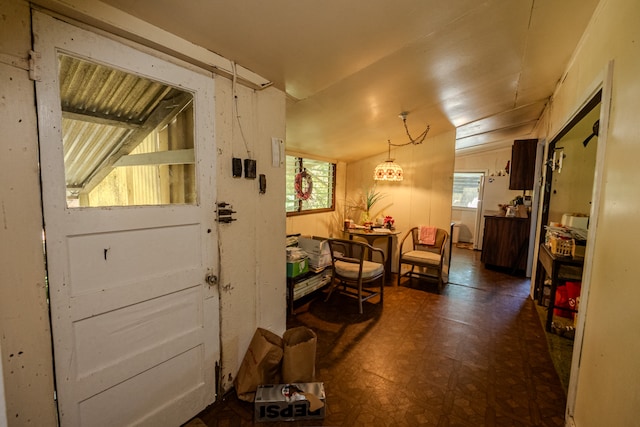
188,247 -> 567,426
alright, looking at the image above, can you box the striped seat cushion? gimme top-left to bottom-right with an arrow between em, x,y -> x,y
335,260 -> 384,279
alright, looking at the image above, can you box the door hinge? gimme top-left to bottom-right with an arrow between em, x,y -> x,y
29,50 -> 41,81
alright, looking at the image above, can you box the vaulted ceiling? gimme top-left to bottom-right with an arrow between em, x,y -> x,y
100,0 -> 600,161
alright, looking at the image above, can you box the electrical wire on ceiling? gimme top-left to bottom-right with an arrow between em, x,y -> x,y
231,61 -> 252,159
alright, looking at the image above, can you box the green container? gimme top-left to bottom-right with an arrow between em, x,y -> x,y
287,258 -> 309,278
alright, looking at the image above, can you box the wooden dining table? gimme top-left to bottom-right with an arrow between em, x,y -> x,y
344,228 -> 401,276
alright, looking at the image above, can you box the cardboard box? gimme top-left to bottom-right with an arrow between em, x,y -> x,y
307,253 -> 331,270
561,214 -> 589,230
298,236 -> 331,269
254,383 -> 325,422
297,236 -> 328,255
286,258 -> 308,278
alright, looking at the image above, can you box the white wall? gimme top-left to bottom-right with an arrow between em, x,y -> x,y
214,78 -> 287,392
537,0 -> 640,424
451,208 -> 476,243
0,0 -> 286,421
0,1 -> 58,424
455,145 -> 513,176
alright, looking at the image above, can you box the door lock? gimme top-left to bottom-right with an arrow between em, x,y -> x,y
205,274 -> 218,286
216,202 -> 237,223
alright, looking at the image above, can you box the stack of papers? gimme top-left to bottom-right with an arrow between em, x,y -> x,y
545,225 -> 587,242
371,228 -> 392,233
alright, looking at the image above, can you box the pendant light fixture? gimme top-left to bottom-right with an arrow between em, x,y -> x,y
373,112 -> 430,182
373,141 -> 404,181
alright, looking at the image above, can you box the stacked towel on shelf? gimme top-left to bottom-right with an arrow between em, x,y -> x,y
418,226 -> 436,245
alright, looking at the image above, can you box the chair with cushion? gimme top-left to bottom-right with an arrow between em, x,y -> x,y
398,226 -> 449,292
325,238 -> 385,314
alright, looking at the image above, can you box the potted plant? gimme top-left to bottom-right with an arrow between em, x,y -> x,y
360,186 -> 386,224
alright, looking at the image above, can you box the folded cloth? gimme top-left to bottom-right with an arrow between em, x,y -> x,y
418,226 -> 436,245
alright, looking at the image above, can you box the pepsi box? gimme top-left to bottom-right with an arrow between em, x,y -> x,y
254,383 -> 325,422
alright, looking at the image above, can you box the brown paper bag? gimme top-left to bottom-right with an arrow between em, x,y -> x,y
234,328 -> 283,402
282,326 -> 317,383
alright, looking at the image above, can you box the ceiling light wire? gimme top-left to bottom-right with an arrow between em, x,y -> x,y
388,112 -> 430,147
374,112 -> 430,181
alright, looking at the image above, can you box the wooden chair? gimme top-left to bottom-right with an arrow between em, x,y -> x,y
398,227 -> 449,292
325,238 -> 385,314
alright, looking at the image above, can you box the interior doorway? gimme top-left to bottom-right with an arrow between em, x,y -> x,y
451,171 -> 484,249
533,64 -> 613,421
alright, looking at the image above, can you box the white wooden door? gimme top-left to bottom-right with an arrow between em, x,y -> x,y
34,12 -> 219,427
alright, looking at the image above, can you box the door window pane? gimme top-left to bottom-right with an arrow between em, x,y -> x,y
58,54 -> 196,208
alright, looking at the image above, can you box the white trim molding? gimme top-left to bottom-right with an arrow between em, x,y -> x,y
31,0 -> 273,89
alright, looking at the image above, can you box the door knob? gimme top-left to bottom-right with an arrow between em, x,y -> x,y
205,274 -> 218,286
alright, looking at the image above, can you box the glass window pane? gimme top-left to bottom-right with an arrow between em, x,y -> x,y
301,159 -> 333,210
285,155 -> 335,214
452,173 -> 482,208
58,54 -> 196,208
285,155 -> 299,213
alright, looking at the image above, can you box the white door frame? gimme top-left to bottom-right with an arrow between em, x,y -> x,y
475,171 -> 487,249
564,61 -> 614,424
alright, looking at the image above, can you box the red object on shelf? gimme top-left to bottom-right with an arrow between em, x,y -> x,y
554,281 -> 581,319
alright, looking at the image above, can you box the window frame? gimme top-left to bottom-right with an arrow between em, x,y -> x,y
286,155 -> 336,216
452,172 -> 483,209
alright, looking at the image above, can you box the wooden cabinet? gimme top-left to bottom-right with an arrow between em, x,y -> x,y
509,139 -> 538,190
481,216 -> 530,272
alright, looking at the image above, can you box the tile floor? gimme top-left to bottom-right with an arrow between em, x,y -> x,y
188,246 -> 567,426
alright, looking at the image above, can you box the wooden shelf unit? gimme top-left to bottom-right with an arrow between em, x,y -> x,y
287,267 -> 332,314
535,243 -> 584,331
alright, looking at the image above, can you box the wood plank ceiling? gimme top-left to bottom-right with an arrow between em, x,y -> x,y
99,0 -> 600,161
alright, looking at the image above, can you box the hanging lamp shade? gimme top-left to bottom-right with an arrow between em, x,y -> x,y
372,112 -> 429,182
373,159 -> 404,181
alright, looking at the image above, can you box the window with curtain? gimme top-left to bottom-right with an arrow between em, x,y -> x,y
286,155 -> 336,215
